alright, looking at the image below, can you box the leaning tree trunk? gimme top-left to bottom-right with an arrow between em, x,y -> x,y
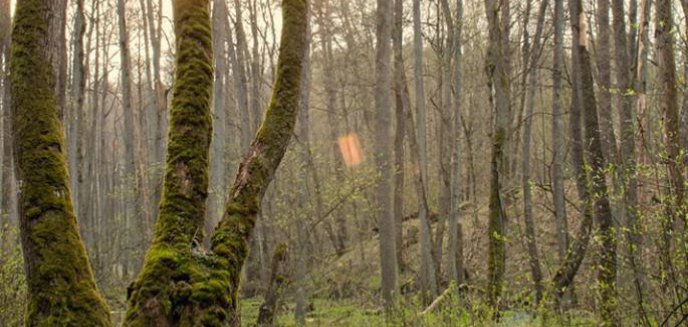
124,1 -> 308,326
11,0 -> 112,325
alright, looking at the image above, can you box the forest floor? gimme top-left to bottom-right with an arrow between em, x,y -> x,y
238,297 -> 600,326
233,184 -> 605,326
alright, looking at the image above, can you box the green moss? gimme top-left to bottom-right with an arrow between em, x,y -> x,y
124,0 -> 307,325
10,0 -> 111,325
487,128 -> 506,311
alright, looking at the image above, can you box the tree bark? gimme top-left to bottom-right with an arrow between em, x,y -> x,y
655,0 -> 686,302
0,0 -> 16,229
413,0 -> 438,302
612,0 -> 647,322
483,0 -> 510,312
392,0 -> 406,272
124,1 -> 308,325
376,0 -> 399,308
574,1 -> 618,323
232,0 -> 253,152
206,0 -> 231,248
49,0 -> 67,121
551,0 -> 569,268
257,244 -> 289,326
69,0 -> 87,244
117,0 -> 146,276
522,0 -> 547,306
11,0 -> 112,324
448,0 -> 465,292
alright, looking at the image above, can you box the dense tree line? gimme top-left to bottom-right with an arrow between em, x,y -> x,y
2,0 -> 688,326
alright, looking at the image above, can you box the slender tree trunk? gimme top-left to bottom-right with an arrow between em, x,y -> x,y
439,0 -> 465,291
50,0 -> 67,121
522,0 -> 547,306
550,0 -> 595,308
655,0 -> 686,304
257,244 -> 289,326
392,0 -> 406,272
0,0 -> 16,228
206,0 -> 231,248
595,0 -> 618,160
124,1 -> 308,325
483,0 -> 510,312
233,0 -> 253,151
69,0 -> 87,225
573,1 -> 619,323
317,4 -> 347,256
612,0 -> 647,323
551,0 -> 569,268
117,0 -> 145,277
11,0 -> 112,324
413,0 -> 438,301
376,0 -> 399,308
294,9 -> 312,322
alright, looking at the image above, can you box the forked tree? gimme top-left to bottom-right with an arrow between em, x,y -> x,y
123,0 -> 308,326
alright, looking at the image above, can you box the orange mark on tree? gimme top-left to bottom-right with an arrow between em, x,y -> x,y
338,134 -> 364,167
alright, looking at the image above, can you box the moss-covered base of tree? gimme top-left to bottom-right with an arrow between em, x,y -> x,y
123,244 -> 238,326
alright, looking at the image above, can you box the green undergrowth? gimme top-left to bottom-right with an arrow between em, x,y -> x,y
238,297 -> 600,327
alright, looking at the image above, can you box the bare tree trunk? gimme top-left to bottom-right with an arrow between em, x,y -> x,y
392,0 -> 406,272
655,0 -> 686,306
438,0 -> 465,291
11,0 -> 112,324
233,0 -> 253,151
294,10 -> 312,322
550,0 -> 596,308
50,0 -> 67,121
573,1 -> 619,323
0,0 -> 16,228
117,0 -> 144,277
595,0 -> 618,160
69,0 -> 87,226
612,0 -> 647,323
317,3 -> 347,256
206,0 -> 231,248
0,0 -> 12,252
551,0 -> 569,268
522,0 -> 547,306
247,0 -> 263,136
376,0 -> 399,309
413,0 -> 438,302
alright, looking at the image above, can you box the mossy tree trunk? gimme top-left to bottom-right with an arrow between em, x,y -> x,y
10,0 -> 112,325
124,0 -> 308,325
483,0 -> 510,312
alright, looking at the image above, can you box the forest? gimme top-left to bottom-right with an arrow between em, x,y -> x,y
1,0 -> 688,326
